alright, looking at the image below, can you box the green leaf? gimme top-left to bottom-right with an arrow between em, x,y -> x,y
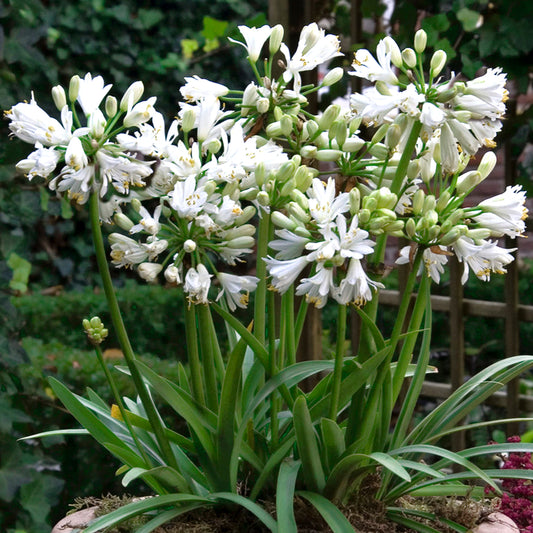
7,252 -> 31,293
293,395 -> 326,493
181,39 -> 199,60
457,8 -> 482,32
19,474 -> 64,527
0,444 -> 33,501
276,460 -> 300,533
60,195 -> 73,219
297,491 -> 356,533
320,418 -> 345,472
201,16 -> 228,40
203,37 -> 220,53
137,8 -> 164,29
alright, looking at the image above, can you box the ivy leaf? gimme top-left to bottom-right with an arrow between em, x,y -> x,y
181,39 -> 199,60
202,16 -> 228,40
203,37 -> 220,53
137,8 -> 164,30
0,397 -> 32,433
20,475 -> 64,527
7,252 -> 31,293
0,444 -> 33,502
457,8 -> 483,32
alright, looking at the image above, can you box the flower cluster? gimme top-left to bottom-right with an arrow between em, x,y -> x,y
6,23 -> 528,309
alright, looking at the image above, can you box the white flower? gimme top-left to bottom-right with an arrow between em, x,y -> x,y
439,122 -> 459,174
180,75 -> 229,103
144,237 -> 168,261
77,73 -> 112,116
123,97 -> 157,128
65,136 -> 88,171
264,255 -> 310,293
109,233 -> 148,267
419,102 -> 445,129
16,143 -> 61,179
216,272 -> 259,311
164,264 -> 182,285
138,262 -> 163,282
229,25 -> 273,62
307,177 -> 350,227
280,23 -> 342,93
168,175 -> 208,219
130,205 -> 162,235
350,40 -> 398,85
461,67 -> 507,119
396,245 -> 450,284
451,236 -> 515,283
295,264 -> 336,308
7,98 -> 72,146
184,264 -> 212,304
50,165 -> 94,204
336,258 -> 384,306
336,214 -> 375,259
269,229 -> 310,260
472,185 -> 528,238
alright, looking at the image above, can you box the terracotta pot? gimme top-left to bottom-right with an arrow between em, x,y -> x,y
51,506 -> 98,532
472,512 -> 520,533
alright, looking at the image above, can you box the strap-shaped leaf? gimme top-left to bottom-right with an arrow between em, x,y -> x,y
297,491 -> 356,533
276,460 -> 301,533
387,507 -> 468,532
320,418 -> 345,473
121,465 -> 189,493
293,395 -> 326,493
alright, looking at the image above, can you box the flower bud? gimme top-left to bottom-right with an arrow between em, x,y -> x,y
368,143 -> 389,159
405,218 -> 416,238
436,87 -> 457,103
256,97 -> 270,114
290,189 -> 309,210
318,104 -> 341,130
123,97 -> 156,128
181,108 -> 197,133
454,110 -> 472,123
241,83 -> 259,117
385,124 -> 402,149
414,29 -> 427,54
226,236 -> 255,249
349,117 -> 362,135
436,190 -> 451,212
293,166 -> 311,190
456,170 -> 481,195
114,213 -> 134,231
131,198 -> 142,213
266,121 -> 283,138
184,239 -> 197,253
358,209 -> 371,224
68,75 -> 80,102
430,50 -> 447,77
467,228 -> 492,241
322,67 -> 344,87
276,160 -> 296,182
315,149 -> 343,162
271,210 -> 296,230
478,151 -> 497,180
223,224 -> 256,240
402,48 -> 417,69
235,205 -> 256,225
423,195 -> 436,213
164,265 -> 181,284
288,201 -> 310,223
342,137 -> 366,153
384,36 -> 403,68
349,187 -> 360,214
300,145 -> 318,159
83,316 -> 109,345
412,189 -> 425,215
280,178 -> 297,197
440,226 -> 466,246
362,196 -> 377,212
280,115 -> 293,136
120,81 -> 144,112
304,120 -> 320,139
52,85 -> 67,111
256,190 -> 270,206
105,95 -> 118,117
269,24 -> 284,55
138,262 -> 163,282
204,138 -> 222,154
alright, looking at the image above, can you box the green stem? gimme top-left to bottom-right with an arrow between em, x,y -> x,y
268,286 -> 279,449
88,192 -> 177,469
197,304 -> 218,412
254,212 -> 271,346
183,302 -> 205,406
283,287 -> 296,367
390,120 -> 422,196
329,304 -> 347,420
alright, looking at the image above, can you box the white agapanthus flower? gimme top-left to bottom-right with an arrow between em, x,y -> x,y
350,40 -> 399,84
307,178 -> 350,228
337,258 -> 384,306
76,73 -> 112,116
180,75 -> 229,103
15,143 -> 61,179
280,23 -> 342,93
216,272 -> 259,311
168,175 -> 208,218
396,245 -> 450,284
130,205 -> 162,235
184,264 -> 212,304
229,25 -> 273,63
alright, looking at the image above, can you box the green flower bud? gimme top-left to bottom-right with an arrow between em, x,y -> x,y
436,87 -> 457,103
436,191 -> 451,212
385,124 -> 402,149
235,205 -> 257,225
256,97 -> 270,114
205,138 -> 222,154
83,316 -> 108,345
294,226 -> 311,238
294,166 -> 312,190
254,162 -> 267,187
467,228 -> 492,241
256,190 -> 270,206
105,95 -> 118,117
226,236 -> 255,249
454,110 -> 472,123
423,195 -> 436,213
316,149 -> 343,162
271,210 -> 296,230
318,104 -> 341,130
412,189 -> 425,215
407,160 -> 419,180
322,67 -> 344,87
368,143 -> 389,159
402,48 -> 417,69
427,225 -> 441,241
405,218 -> 416,238
304,120 -> 320,139
52,85 -> 67,110
375,81 -> 393,96
68,75 -> 80,102
430,50 -> 447,77
456,170 -> 481,195
384,36 -> 403,68
424,209 -> 438,226
371,123 -> 389,144
280,116 -> 293,136
358,208 -> 371,224
290,189 -> 309,210
269,24 -> 284,55
449,209 -> 465,225
440,226 -> 465,246
349,187 -> 360,214
181,108 -> 197,133
273,106 -> 283,121
288,201 -> 310,223
114,213 -> 134,231
478,151 -> 497,180
342,137 -> 366,153
240,188 -> 259,200
349,117 -> 362,135
414,29 -> 427,54
300,145 -> 318,159
266,121 -> 283,138
276,160 -> 296,182
280,178 -> 297,197
223,224 -> 256,240
362,196 -> 377,212
120,81 -> 144,112
385,220 -> 404,234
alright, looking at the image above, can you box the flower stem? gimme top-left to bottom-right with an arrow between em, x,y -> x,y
88,192 -> 177,469
329,304 -> 347,420
183,302 -> 205,406
197,304 -> 219,412
390,119 -> 422,196
254,212 -> 271,346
